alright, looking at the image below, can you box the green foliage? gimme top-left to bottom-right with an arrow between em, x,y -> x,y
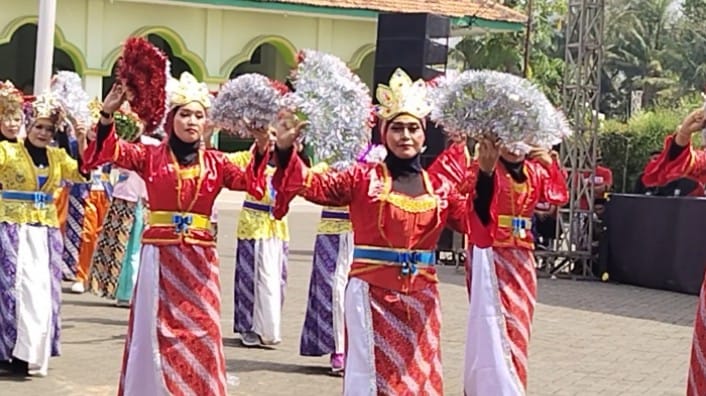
451,0 -> 566,104
601,0 -> 682,117
598,105 -> 697,192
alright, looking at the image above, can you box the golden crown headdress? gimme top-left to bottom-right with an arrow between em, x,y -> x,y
27,92 -> 65,127
375,68 -> 431,121
167,72 -> 212,109
88,97 -> 103,124
0,81 -> 24,118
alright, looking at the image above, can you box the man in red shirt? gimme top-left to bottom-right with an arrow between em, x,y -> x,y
565,155 -> 614,206
570,155 -> 613,263
578,154 -> 613,211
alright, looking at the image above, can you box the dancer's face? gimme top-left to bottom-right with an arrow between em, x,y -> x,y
27,118 -> 55,148
500,146 -> 525,163
173,102 -> 207,144
385,114 -> 425,159
0,111 -> 22,140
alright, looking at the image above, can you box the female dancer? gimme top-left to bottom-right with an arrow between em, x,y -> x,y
640,108 -> 706,396
232,133 -> 292,348
463,145 -> 568,395
299,147 -> 386,373
88,109 -> 160,306
58,122 -> 93,281
271,68 -> 499,395
83,73 -> 269,396
0,81 -> 23,144
298,162 -> 351,373
0,93 -> 88,376
68,140 -> 113,293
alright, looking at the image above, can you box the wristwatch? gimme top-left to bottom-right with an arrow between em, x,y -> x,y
100,110 -> 113,119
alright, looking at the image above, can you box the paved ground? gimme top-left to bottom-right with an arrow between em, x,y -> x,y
1,191 -> 699,395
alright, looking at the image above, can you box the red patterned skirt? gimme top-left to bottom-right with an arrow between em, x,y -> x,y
688,272 -> 706,395
118,244 -> 227,396
343,277 -> 443,396
465,247 -> 537,394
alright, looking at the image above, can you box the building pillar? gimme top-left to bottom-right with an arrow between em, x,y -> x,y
204,9 -> 223,83
34,0 -> 57,94
83,0 -> 105,97
83,73 -> 103,99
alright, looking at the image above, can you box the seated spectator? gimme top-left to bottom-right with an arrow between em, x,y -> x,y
634,150 -> 662,195
533,202 -> 557,250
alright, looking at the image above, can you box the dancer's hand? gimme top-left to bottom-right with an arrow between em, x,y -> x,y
447,130 -> 466,144
676,108 -> 706,146
529,147 -> 553,167
477,137 -> 500,174
202,120 -> 216,148
274,110 -> 308,151
253,128 -> 273,155
102,83 -> 127,118
74,122 -> 88,140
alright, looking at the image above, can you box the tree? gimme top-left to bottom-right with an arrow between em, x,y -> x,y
601,0 -> 681,117
664,0 -> 706,91
449,0 -> 566,104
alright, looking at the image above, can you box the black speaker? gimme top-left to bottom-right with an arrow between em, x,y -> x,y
377,13 -> 451,40
421,124 -> 447,167
373,13 -> 450,82
372,12 -> 450,146
376,39 -> 449,67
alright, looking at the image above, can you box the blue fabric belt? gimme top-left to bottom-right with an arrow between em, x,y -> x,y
353,247 -> 435,275
321,210 -> 349,220
2,190 -> 54,207
243,201 -> 272,213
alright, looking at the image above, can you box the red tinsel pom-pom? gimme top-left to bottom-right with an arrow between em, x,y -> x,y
269,80 -> 290,96
296,50 -> 306,64
117,37 -> 168,133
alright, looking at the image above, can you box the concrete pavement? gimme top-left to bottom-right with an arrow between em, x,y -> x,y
0,190 -> 697,395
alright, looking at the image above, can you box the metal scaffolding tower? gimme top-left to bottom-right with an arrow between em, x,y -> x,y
536,0 -> 605,278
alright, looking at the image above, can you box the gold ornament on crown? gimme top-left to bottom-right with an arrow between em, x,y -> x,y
88,97 -> 103,124
167,72 -> 212,109
28,92 -> 65,127
375,68 -> 431,121
0,80 -> 24,118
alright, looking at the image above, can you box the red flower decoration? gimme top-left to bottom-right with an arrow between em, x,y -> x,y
118,37 -> 168,133
269,80 -> 290,96
367,106 -> 378,128
296,50 -> 306,64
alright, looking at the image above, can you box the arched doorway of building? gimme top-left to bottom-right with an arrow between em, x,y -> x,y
229,43 -> 290,81
102,33 -> 194,97
0,23 -> 76,94
220,43 -> 293,152
354,51 -> 375,92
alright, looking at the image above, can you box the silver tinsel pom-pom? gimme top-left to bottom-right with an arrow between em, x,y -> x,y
430,70 -> 570,152
210,73 -> 285,137
284,49 -> 372,166
51,71 -> 91,126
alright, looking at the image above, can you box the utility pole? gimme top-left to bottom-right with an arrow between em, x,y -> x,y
523,0 -> 534,77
